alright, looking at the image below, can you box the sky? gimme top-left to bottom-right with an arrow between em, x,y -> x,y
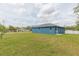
0,3 -> 77,27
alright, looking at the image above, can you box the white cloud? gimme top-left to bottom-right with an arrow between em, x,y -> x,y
37,4 -> 57,18
13,8 -> 26,16
0,3 -> 77,27
34,3 -> 77,26
51,19 -> 76,26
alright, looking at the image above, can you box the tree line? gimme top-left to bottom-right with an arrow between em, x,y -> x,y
0,25 -> 32,39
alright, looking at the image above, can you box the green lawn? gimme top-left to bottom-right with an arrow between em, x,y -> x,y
0,32 -> 79,56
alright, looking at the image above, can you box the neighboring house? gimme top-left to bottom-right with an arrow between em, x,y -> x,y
32,23 -> 65,34
8,27 -> 30,32
16,27 -> 30,32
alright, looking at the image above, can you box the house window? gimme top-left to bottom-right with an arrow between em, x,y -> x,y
39,28 -> 40,29
55,27 -> 57,30
50,27 -> 52,30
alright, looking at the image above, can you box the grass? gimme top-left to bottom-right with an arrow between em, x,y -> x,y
0,32 -> 79,56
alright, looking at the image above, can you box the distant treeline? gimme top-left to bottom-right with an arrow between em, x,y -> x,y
0,24 -> 32,39
0,25 -> 32,33
7,25 -> 32,32
65,25 -> 79,31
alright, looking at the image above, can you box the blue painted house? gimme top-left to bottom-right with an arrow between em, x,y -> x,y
32,23 -> 65,34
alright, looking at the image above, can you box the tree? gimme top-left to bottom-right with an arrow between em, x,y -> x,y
0,24 -> 6,39
74,4 -> 79,17
76,20 -> 79,26
8,25 -> 17,32
74,4 -> 79,31
65,26 -> 76,30
26,26 -> 32,31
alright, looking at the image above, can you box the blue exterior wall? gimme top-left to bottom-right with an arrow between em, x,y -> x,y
32,26 -> 65,34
